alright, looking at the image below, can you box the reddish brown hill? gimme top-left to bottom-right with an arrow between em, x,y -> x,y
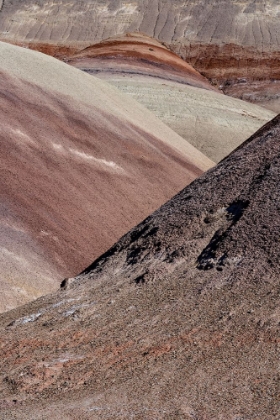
68,33 -> 215,91
0,115 -> 279,418
0,41 -> 213,312
68,33 -> 276,163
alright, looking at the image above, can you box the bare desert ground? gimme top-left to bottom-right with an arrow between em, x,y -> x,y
0,2 -> 279,417
0,115 -> 279,419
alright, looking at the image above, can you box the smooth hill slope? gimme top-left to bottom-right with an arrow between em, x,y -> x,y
0,0 -> 279,111
67,32 -> 215,91
0,41 -> 213,312
69,33 -> 276,162
1,115 -> 279,418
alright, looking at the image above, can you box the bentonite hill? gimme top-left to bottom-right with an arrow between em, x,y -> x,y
1,33 -> 276,312
1,115 -> 279,419
0,0 -> 279,112
68,32 -> 276,162
0,40 -> 214,313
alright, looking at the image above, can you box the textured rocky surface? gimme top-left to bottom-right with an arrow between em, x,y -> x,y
175,42 -> 280,112
69,33 -> 276,162
0,0 -> 279,51
0,0 -> 279,110
0,41 -> 213,312
222,79 -> 280,114
1,115 -> 279,419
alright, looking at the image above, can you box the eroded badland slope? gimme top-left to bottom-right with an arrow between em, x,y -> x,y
0,0 -> 279,111
1,115 -> 279,419
68,32 -> 276,162
0,41 -> 213,312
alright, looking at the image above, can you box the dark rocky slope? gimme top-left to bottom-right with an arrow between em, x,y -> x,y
0,115 -> 280,418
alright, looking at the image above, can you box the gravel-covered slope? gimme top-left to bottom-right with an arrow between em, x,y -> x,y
0,115 -> 279,418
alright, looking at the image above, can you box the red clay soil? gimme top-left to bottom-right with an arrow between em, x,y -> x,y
0,115 -> 279,419
172,43 -> 280,84
171,42 -> 280,110
7,41 -> 80,60
67,33 -> 216,91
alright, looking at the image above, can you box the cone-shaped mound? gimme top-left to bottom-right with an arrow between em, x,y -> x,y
0,116 -> 279,418
0,41 -> 213,312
